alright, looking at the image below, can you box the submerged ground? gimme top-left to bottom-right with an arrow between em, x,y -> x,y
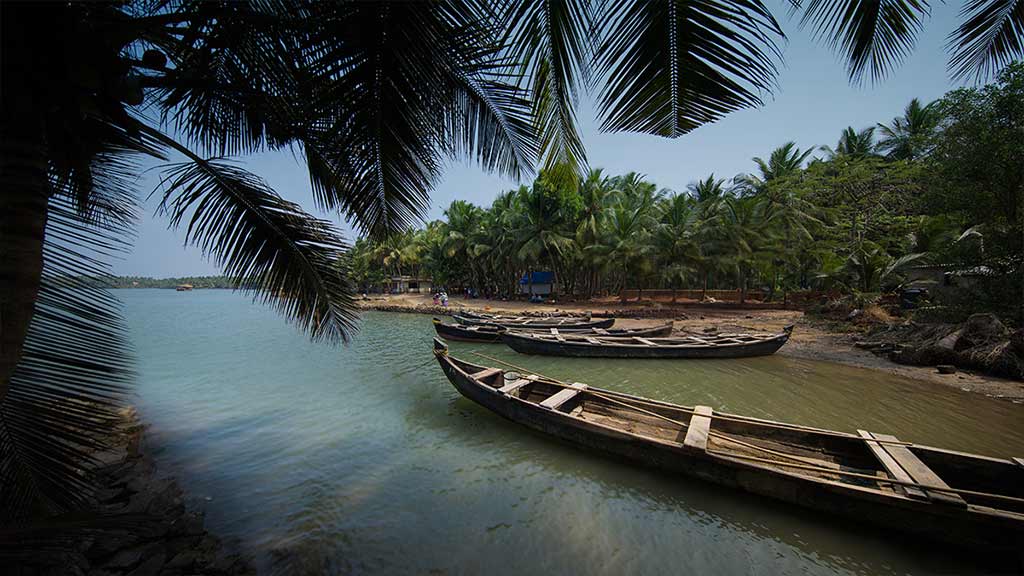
124,290 -> 1024,575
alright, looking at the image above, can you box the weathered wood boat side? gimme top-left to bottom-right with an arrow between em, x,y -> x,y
502,326 -> 793,358
433,318 -> 673,343
432,338 -> 1024,552
454,314 -> 615,330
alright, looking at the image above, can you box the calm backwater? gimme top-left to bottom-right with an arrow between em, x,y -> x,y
121,289 -> 1024,575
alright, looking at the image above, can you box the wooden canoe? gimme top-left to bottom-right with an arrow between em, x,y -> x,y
432,338 -> 1024,552
458,309 -> 588,320
501,326 -> 793,358
453,314 -> 615,330
433,318 -> 673,343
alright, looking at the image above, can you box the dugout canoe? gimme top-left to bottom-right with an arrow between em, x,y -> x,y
458,309 -> 588,320
432,338 -> 1024,552
433,318 -> 672,343
501,326 -> 793,358
453,314 -> 615,330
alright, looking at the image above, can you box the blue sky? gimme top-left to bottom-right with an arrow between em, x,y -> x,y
114,2 -> 970,277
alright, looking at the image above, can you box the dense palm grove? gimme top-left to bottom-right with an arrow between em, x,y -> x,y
349,64 -> 1023,324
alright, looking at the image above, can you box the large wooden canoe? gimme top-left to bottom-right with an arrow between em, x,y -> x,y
501,326 -> 793,358
453,314 -> 615,330
433,318 -> 672,343
432,339 -> 1024,552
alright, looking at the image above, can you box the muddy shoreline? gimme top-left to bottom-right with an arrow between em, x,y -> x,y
361,294 -> 1024,403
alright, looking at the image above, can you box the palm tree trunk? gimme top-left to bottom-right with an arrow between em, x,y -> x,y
1,135 -> 50,403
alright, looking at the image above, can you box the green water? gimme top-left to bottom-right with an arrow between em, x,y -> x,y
122,290 -> 1024,575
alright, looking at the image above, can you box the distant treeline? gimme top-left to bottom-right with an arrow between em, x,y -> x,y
110,276 -> 236,289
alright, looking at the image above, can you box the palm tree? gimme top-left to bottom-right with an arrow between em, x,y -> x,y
739,142 -> 815,193
876,98 -> 941,160
654,194 -> 700,301
687,175 -> 728,299
822,127 -> 878,159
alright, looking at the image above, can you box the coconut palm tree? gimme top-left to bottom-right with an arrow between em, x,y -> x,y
822,127 -> 878,159
876,98 -> 941,160
738,142 -> 815,193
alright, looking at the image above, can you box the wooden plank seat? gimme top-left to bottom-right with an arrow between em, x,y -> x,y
633,337 -> 657,346
499,378 -> 532,396
550,328 -> 565,342
539,382 -> 588,410
859,430 -> 928,500
1014,457 -> 1024,469
860,430 -> 966,506
472,367 -> 503,381
585,337 -> 601,344
683,406 -> 713,451
593,328 -> 610,335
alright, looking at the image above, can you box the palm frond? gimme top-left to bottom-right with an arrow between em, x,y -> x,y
155,154 -> 359,343
595,0 -> 783,137
299,1 -> 538,238
796,0 -> 930,84
1,195 -> 133,519
947,0 -> 1024,81
503,0 -> 594,174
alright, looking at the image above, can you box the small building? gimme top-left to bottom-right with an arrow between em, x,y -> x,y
519,271 -> 555,296
390,276 -> 432,294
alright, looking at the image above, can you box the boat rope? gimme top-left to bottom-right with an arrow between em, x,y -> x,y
463,351 -> 1024,505
706,450 -> 1024,505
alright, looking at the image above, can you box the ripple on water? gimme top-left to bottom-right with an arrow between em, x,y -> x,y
122,292 -> 1023,575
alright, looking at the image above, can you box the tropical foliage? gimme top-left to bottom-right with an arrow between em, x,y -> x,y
2,0 -> 1023,546
351,64 -> 1024,319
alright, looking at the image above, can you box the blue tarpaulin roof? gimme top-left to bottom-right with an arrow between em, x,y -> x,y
519,271 -> 554,284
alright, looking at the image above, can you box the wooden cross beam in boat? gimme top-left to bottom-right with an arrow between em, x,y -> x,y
683,406 -> 713,451
859,430 -> 966,506
540,382 -> 588,410
499,378 -> 531,395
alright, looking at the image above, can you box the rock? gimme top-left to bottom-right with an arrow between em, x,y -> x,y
103,542 -> 159,570
955,313 -> 1009,352
165,550 -> 200,571
1011,329 -> 1024,356
937,364 -> 957,374
846,308 -> 862,321
935,330 -> 961,352
702,326 -> 716,333
125,550 -> 166,576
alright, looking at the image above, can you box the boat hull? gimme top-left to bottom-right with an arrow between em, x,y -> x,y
433,341 -> 1024,553
432,320 -> 504,342
454,315 -> 615,330
502,330 -> 790,358
434,319 -> 673,343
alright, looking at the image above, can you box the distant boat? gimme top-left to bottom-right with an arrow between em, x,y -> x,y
175,284 -> 193,291
432,338 -> 1024,552
501,326 -> 793,358
453,314 -> 614,330
433,318 -> 672,343
458,309 -> 588,320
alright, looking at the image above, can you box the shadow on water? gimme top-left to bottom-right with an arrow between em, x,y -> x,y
122,297 -> 1024,576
